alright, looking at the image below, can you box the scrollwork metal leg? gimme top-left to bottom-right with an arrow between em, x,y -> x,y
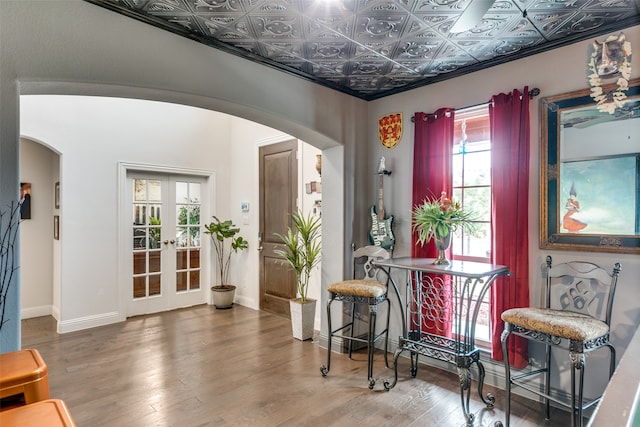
501,326 -> 512,427
320,298 -> 333,377
457,365 -> 474,426
410,351 -> 418,377
474,359 -> 495,408
383,345 -> 404,391
367,305 -> 377,390
570,351 -> 585,427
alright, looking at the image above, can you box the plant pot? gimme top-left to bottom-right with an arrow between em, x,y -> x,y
289,298 -> 316,341
211,285 -> 236,309
433,230 -> 452,265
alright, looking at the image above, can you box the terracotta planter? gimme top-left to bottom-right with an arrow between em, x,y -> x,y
289,298 -> 316,341
211,285 -> 236,309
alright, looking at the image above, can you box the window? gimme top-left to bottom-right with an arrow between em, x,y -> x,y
452,104 -> 493,343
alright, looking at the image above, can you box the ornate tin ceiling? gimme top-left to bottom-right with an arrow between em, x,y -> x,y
86,0 -> 639,100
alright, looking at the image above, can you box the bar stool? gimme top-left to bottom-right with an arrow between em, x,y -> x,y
320,245 -> 391,389
0,399 -> 76,426
0,349 -> 50,407
501,256 -> 621,427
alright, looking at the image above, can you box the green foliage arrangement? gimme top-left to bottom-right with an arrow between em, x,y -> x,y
203,216 -> 249,289
275,211 -> 321,303
412,191 -> 477,246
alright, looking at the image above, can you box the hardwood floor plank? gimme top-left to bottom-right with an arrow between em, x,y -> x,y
20,304 -> 573,426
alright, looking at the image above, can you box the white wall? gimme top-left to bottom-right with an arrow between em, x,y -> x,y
226,119 -> 323,329
299,142 -> 323,329
20,96 -> 236,330
19,138 -> 57,318
20,97 -> 323,331
227,121 -> 290,311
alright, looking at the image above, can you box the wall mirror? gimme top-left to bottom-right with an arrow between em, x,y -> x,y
540,78 -> 639,254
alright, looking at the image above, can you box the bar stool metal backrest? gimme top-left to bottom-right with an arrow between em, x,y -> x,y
500,255 -> 622,427
320,245 -> 392,389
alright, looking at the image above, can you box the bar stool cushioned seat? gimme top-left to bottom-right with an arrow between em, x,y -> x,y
320,246 -> 392,389
501,256 -> 621,427
327,280 -> 387,298
502,308 -> 610,342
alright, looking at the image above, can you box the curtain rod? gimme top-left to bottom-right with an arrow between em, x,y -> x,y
411,87 -> 541,122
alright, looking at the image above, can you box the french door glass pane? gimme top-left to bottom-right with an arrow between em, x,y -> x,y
132,178 -> 163,299
149,274 -> 161,296
133,277 -> 146,298
133,252 -> 146,275
189,250 -> 200,269
148,180 -> 161,202
176,250 -> 187,270
175,181 -> 201,292
176,271 -> 188,292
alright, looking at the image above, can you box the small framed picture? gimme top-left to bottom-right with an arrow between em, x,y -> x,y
54,215 -> 60,240
20,182 -> 32,219
54,182 -> 60,209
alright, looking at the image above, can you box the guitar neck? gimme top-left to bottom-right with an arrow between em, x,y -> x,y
377,173 -> 385,219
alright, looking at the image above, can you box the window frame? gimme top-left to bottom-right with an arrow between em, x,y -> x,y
451,105 -> 493,345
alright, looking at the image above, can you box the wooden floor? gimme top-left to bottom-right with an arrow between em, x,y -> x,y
20,304 -> 573,427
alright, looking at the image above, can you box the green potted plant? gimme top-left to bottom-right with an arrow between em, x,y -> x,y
412,191 -> 476,265
275,210 -> 321,340
203,216 -> 249,308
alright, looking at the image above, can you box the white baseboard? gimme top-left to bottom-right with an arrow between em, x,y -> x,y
57,311 -> 122,333
21,305 -> 53,319
234,295 -> 258,310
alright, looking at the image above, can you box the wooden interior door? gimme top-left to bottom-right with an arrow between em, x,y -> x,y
259,140 -> 297,317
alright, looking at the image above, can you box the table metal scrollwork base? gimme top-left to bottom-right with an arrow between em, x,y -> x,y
374,258 -> 510,427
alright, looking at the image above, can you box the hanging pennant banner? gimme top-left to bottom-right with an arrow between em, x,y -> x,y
378,112 -> 402,149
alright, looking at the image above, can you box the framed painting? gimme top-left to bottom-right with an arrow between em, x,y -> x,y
539,78 -> 640,253
20,182 -> 32,220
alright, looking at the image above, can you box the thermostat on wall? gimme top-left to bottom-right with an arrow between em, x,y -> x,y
241,202 -> 249,212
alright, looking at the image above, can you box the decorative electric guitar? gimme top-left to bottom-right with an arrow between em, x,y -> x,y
369,157 -> 395,250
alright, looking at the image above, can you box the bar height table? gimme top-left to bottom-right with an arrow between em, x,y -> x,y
374,257 -> 509,427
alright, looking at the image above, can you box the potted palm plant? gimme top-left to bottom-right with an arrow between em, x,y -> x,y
203,216 -> 249,308
275,210 -> 321,340
412,191 -> 476,265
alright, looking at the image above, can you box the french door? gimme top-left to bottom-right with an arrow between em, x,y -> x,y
126,173 -> 207,316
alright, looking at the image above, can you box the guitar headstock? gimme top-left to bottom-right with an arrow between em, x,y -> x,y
377,156 -> 392,175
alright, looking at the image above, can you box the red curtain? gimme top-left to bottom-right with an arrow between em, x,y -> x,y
412,108 -> 455,336
411,108 -> 455,258
489,88 -> 531,368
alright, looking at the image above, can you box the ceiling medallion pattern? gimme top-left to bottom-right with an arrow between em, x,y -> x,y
88,0 -> 638,100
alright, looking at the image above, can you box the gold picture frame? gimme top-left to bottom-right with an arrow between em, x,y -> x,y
539,78 -> 639,254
